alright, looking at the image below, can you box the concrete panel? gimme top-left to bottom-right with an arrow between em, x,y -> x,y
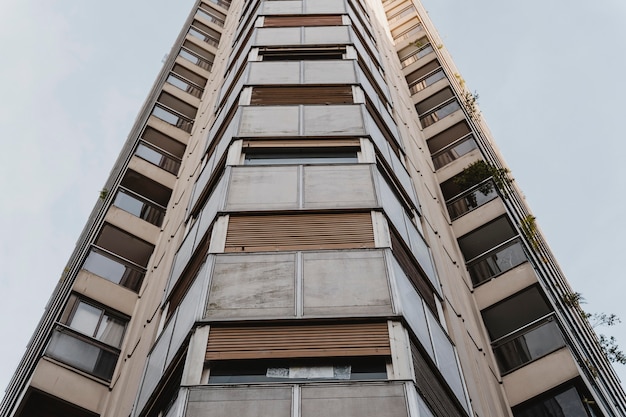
301,383 -> 408,417
186,386 -> 292,417
304,0 -> 346,14
248,61 -> 300,84
503,348 -> 578,406
302,250 -> 392,316
162,82 -> 201,108
303,105 -> 365,136
263,0 -> 303,14
31,358 -> 108,414
303,165 -> 376,208
255,27 -> 301,46
434,148 -> 481,183
128,155 -> 177,189
227,166 -> 299,210
239,106 -> 300,136
474,262 -> 539,310
451,197 -> 507,238
206,253 -> 296,318
422,109 -> 466,140
303,60 -> 357,84
105,205 -> 161,245
303,26 -> 350,44
73,270 -> 138,317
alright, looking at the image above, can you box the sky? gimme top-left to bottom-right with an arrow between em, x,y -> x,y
1,0 -> 625,398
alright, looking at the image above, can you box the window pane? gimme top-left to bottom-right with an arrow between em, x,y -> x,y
96,315 -> 126,348
514,386 -> 588,417
245,151 -> 357,165
70,302 -> 102,337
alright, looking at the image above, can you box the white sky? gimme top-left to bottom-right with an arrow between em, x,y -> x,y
1,0 -> 625,397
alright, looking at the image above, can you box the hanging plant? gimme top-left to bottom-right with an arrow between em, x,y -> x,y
453,160 -> 511,196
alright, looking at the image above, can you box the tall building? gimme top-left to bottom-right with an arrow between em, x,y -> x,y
2,0 -> 625,416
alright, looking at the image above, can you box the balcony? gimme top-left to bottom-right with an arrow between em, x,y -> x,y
166,74 -> 203,99
196,7 -> 225,27
400,41 -> 434,68
430,133 -> 477,169
419,98 -> 460,128
152,104 -> 194,133
409,67 -> 446,95
466,238 -> 526,286
446,178 -> 498,220
113,188 -> 166,227
393,22 -> 424,43
492,315 -> 565,374
178,47 -> 213,72
82,246 -> 145,292
134,141 -> 182,175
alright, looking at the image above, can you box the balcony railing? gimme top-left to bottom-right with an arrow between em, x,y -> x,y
204,0 -> 230,10
188,27 -> 220,48
135,141 -> 182,175
393,23 -> 424,42
178,48 -> 213,71
446,178 -> 498,220
113,187 -> 166,226
196,8 -> 225,27
492,316 -> 565,374
152,104 -> 194,132
467,237 -> 527,285
166,74 -> 203,98
431,133 -> 477,169
409,68 -> 446,95
387,6 -> 414,23
400,43 -> 433,68
419,98 -> 460,128
46,326 -> 120,381
82,246 -> 145,292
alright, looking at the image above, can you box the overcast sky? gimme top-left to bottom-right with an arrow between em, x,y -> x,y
1,0 -> 625,397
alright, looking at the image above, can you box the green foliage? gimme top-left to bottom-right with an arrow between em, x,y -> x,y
99,188 -> 109,200
599,335 -> 626,365
463,91 -> 480,119
453,160 -> 511,196
520,214 -> 540,251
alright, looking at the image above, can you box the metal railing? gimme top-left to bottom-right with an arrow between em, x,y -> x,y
113,187 -> 166,227
409,67 -> 446,95
135,141 -> 182,175
466,237 -> 527,285
431,133 -> 477,169
419,98 -> 460,127
446,178 -> 498,220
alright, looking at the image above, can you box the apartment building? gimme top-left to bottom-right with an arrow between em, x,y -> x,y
1,0 -> 625,416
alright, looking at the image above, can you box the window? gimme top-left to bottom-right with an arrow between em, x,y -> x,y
263,15 -> 343,27
244,148 -> 358,165
250,86 -> 354,105
46,295 -> 127,380
82,246 -> 144,292
259,46 -> 345,61
208,357 -> 387,383
513,381 -> 601,417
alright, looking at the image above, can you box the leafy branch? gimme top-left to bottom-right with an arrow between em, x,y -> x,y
453,160 -> 511,196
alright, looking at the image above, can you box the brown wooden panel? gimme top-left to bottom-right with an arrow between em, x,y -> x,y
206,323 -> 391,360
264,15 -> 343,27
411,341 -> 468,417
225,213 -> 375,252
243,138 -> 361,148
250,86 -> 353,105
389,228 -> 437,314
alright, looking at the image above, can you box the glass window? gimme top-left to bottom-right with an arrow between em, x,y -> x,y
208,357 -> 387,383
244,150 -> 358,165
513,384 -> 599,417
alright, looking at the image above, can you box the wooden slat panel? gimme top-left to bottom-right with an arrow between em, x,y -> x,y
390,228 -> 437,314
250,86 -> 353,105
243,138 -> 361,148
411,341 -> 468,417
206,323 -> 391,360
264,15 -> 343,27
225,213 -> 375,252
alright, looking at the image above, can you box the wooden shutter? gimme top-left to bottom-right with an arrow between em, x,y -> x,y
411,341 -> 468,417
250,86 -> 353,105
390,228 -> 437,314
225,213 -> 375,252
206,323 -> 391,360
264,15 -> 343,27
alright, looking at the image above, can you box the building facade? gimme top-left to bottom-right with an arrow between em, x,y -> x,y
2,0 -> 625,416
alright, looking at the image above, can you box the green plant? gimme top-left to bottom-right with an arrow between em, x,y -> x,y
463,91 -> 480,119
99,188 -> 109,200
520,214 -> 540,251
453,160 -> 511,196
599,335 -> 626,365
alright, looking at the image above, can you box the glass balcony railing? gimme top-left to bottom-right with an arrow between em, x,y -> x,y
196,8 -> 225,27
113,188 -> 166,226
431,134 -> 477,169
188,27 -> 220,48
135,141 -> 182,175
166,74 -> 203,98
400,43 -> 433,68
467,238 -> 527,285
446,178 -> 498,220
409,68 -> 446,95
82,246 -> 145,292
178,48 -> 213,71
419,98 -> 460,128
492,316 -> 565,374
152,104 -> 194,133
46,326 -> 120,381
393,23 -> 424,43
